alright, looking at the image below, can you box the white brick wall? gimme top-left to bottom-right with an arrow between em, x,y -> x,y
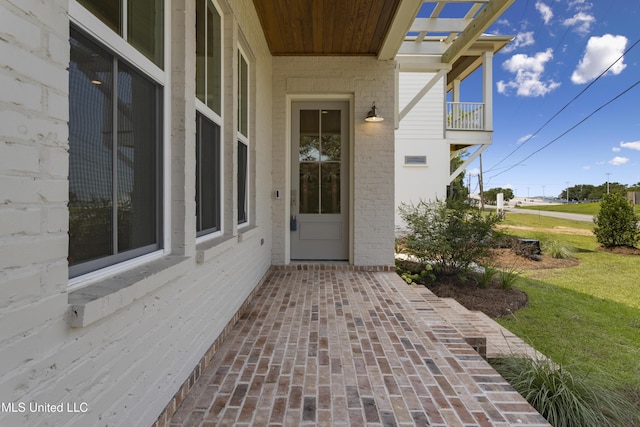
271,57 -> 396,266
0,1 -> 273,427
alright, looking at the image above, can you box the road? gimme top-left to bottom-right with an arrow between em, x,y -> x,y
505,207 -> 594,223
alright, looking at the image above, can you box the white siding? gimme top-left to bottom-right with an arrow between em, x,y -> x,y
395,72 -> 449,228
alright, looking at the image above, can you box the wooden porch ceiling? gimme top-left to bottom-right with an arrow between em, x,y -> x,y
252,0 -> 514,79
252,0 -> 402,56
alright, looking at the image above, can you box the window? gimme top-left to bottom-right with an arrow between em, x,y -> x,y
77,0 -> 164,67
196,0 -> 222,114
68,27 -> 163,278
196,113 -> 221,235
237,50 -> 249,225
404,155 -> 427,166
195,0 -> 223,237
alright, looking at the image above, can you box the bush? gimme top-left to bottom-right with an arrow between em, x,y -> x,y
593,193 -> 640,248
498,265 -> 521,290
398,200 -> 501,276
542,239 -> 576,259
492,356 -> 640,427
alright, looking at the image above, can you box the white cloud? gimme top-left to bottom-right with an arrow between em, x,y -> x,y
620,141 -> 640,150
583,165 -> 591,171
563,12 -> 595,35
518,134 -> 534,144
535,2 -> 553,24
571,34 -> 628,84
612,147 -> 621,152
609,156 -> 630,166
568,0 -> 593,11
502,32 -> 535,54
467,168 -> 480,176
596,161 -> 605,166
497,49 -> 561,97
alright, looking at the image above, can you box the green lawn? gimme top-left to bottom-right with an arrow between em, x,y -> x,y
503,212 -> 594,232
514,201 -> 600,216
495,213 -> 640,389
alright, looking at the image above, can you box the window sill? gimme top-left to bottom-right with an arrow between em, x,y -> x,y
67,256 -> 191,328
196,234 -> 236,264
237,224 -> 259,242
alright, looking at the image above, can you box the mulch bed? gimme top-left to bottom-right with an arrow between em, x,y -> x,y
426,279 -> 528,318
403,248 -> 582,318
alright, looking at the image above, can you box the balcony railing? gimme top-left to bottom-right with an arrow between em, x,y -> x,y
447,102 -> 485,130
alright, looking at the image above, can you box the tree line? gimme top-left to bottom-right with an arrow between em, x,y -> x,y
558,182 -> 640,201
478,182 -> 640,204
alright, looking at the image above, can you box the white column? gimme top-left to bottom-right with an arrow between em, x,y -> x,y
482,51 -> 493,131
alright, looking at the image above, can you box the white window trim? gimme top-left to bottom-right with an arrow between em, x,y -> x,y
67,0 -> 171,290
69,1 -> 165,85
195,0 -> 225,243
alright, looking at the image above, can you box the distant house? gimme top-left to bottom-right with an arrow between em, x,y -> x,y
0,0 -> 513,425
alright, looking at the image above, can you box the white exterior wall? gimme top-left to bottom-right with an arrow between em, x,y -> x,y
395,72 -> 449,228
271,57 -> 396,266
0,1 -> 273,426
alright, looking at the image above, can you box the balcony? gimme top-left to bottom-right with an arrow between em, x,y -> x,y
447,102 -> 485,130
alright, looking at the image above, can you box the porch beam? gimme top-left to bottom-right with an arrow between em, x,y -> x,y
410,18 -> 470,33
396,55 -> 450,72
441,0 -> 515,64
397,41 -> 447,56
378,0 -> 425,60
399,69 -> 448,122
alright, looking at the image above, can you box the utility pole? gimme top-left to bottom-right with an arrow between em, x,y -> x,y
606,172 -> 611,194
565,182 -> 570,203
479,154 -> 485,211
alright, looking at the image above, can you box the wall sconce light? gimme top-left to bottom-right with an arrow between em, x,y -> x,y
365,103 -> 384,122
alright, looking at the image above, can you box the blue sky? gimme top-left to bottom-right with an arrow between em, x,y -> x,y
463,0 -> 640,198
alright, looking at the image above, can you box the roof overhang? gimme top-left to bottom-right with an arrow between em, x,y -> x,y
252,0 -> 514,62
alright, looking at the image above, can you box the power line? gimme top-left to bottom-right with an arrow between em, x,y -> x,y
487,77 -> 640,179
487,36 -> 640,173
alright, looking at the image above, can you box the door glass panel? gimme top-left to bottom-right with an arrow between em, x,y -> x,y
321,163 -> 340,214
321,134 -> 340,161
300,135 -> 319,162
299,163 -> 319,214
298,108 -> 342,214
299,110 -> 319,161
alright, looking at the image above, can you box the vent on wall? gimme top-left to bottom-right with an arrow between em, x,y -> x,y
404,155 -> 427,166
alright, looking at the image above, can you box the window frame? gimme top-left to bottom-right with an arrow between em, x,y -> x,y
195,0 -> 224,241
75,0 -> 164,67
237,47 -> 250,227
195,110 -> 223,238
68,1 -> 170,290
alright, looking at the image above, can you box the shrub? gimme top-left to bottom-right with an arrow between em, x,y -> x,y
593,193 -> 640,248
542,239 -> 576,259
492,356 -> 640,427
398,200 -> 501,276
478,265 -> 498,288
498,265 -> 521,290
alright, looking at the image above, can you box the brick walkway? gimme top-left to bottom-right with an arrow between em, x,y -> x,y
167,269 -> 549,426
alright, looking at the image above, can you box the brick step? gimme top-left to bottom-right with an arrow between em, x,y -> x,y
407,284 -> 544,360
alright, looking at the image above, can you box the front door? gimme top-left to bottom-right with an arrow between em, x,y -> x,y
291,101 -> 349,260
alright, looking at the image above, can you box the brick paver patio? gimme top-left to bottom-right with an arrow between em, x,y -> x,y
167,269 -> 549,426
